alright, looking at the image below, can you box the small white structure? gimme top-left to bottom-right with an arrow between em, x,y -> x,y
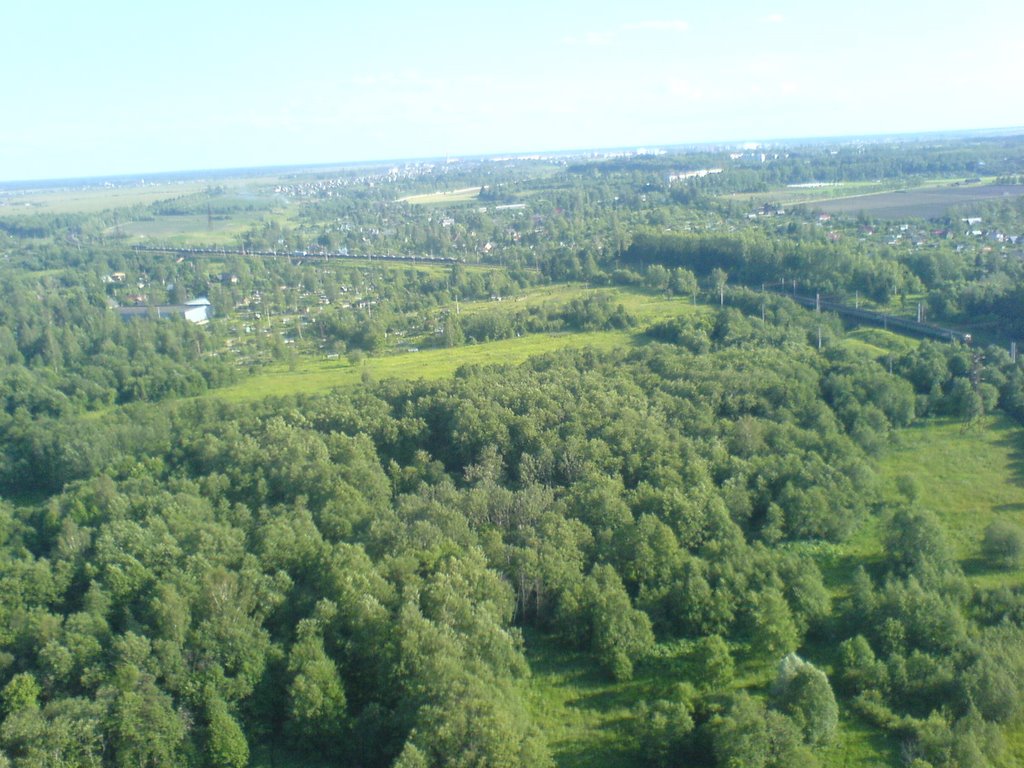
116,297 -> 212,324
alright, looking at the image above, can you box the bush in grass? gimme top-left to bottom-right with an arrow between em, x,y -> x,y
635,684 -> 696,765
982,520 -> 1024,569
770,654 -> 839,747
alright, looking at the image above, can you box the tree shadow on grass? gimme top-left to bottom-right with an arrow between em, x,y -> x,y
566,687 -> 643,717
991,416 -> 1024,487
523,629 -> 652,768
552,736 -> 642,768
994,502 -> 1024,513
962,555 -> 1007,578
555,687 -> 644,768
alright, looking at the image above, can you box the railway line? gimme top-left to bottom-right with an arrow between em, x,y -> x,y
763,284 -> 972,344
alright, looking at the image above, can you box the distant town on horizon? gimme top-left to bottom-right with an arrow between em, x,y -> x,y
3,124 -> 1022,189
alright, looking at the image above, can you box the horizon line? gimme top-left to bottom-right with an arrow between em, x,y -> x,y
3,125 -> 1023,189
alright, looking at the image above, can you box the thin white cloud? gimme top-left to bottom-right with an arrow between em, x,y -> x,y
765,13 -> 784,23
562,31 -> 615,46
665,79 -> 706,101
563,19 -> 688,47
349,70 -> 439,89
624,20 -> 689,33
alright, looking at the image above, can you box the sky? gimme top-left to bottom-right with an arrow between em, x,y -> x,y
3,0 -> 1022,181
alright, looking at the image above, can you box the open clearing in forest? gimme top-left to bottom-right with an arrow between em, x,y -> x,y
814,413 -> 1024,601
875,414 -> 1024,760
457,283 -> 703,321
0,180 -> 211,215
0,166 -> 317,216
727,179 -> 899,206
211,285 -> 707,403
397,186 -> 482,205
524,626 -> 897,768
118,210 -> 296,245
878,414 -> 1024,572
211,329 -> 638,402
778,414 -> 1024,767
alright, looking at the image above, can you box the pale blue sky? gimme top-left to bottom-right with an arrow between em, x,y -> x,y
3,0 -> 1021,181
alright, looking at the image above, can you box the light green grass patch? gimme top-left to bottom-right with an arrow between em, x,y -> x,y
0,181 -> 210,215
818,709 -> 900,768
523,630 -> 651,768
879,415 -> 1024,569
842,337 -> 892,359
397,186 -> 482,205
524,630 -> 895,768
456,283 -> 708,326
877,415 -> 1024,755
844,328 -> 918,357
208,284 -> 707,407
122,212 -> 280,245
725,176 -> 999,208
211,330 -> 636,403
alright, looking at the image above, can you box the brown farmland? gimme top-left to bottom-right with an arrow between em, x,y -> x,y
802,184 -> 1024,220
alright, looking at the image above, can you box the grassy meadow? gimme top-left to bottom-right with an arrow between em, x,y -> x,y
725,175 -> 1001,210
397,186 -> 483,205
210,284 -> 708,403
0,180 -> 210,215
213,329 -> 638,402
879,415 -> 1024,568
876,414 -> 1024,762
524,637 -> 899,768
119,208 -> 298,246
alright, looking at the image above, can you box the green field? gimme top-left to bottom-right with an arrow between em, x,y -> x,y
524,631 -> 898,768
120,208 -> 297,246
725,175 -> 1006,213
211,284 -> 705,403
877,414 -> 1024,761
803,181 -> 1023,220
457,283 -> 703,318
524,631 -> 653,768
397,186 -> 482,205
0,180 -> 211,215
726,179 -> 899,207
212,330 -> 637,402
879,415 -> 1024,566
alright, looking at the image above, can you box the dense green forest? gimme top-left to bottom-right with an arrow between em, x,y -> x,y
2,134 -> 1024,767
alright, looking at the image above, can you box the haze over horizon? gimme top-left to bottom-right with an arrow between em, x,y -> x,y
4,0 -> 1022,183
